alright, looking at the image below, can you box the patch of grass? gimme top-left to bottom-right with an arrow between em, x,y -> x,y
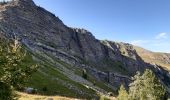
26,70 -> 77,97
24,52 -> 98,99
26,66 -> 97,99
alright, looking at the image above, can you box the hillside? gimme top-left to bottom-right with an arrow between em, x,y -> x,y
0,0 -> 170,99
134,46 -> 170,71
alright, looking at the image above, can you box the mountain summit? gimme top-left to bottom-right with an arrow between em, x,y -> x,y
0,0 -> 170,98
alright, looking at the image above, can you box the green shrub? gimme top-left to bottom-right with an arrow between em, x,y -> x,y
42,86 -> 48,92
0,82 -> 15,100
117,85 -> 128,100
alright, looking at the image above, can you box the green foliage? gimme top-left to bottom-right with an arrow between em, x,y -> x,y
128,69 -> 166,100
0,82 -> 15,100
117,85 -> 128,100
0,38 -> 37,99
117,69 -> 166,100
42,86 -> 48,92
128,72 -> 143,100
141,69 -> 166,100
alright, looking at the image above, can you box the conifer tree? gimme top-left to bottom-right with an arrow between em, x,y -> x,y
141,69 -> 166,100
117,85 -> 128,100
0,38 -> 37,100
128,71 -> 144,100
128,69 -> 166,100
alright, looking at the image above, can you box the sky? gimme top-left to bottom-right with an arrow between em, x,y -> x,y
3,0 -> 170,53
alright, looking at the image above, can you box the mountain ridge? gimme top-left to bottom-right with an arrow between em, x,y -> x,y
0,0 -> 170,98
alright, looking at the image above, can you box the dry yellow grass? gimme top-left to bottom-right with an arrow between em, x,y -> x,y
18,92 -> 116,100
18,92 -> 79,100
134,46 -> 170,71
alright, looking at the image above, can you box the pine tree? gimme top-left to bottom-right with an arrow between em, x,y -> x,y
141,69 -> 166,100
128,71 -> 144,100
128,69 -> 166,100
117,85 -> 128,100
0,38 -> 38,99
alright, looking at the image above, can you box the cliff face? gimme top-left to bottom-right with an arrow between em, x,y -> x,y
0,0 -> 144,74
0,0 -> 170,95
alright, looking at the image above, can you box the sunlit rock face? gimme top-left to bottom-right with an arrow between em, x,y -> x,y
0,0 -> 145,73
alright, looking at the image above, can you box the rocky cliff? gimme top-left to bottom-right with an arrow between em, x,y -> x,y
0,0 -> 147,73
0,0 -> 170,98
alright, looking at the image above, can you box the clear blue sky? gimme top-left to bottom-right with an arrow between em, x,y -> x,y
34,0 -> 170,53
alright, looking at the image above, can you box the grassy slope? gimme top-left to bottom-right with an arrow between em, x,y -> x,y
21,47 -> 117,99
23,52 -> 98,99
